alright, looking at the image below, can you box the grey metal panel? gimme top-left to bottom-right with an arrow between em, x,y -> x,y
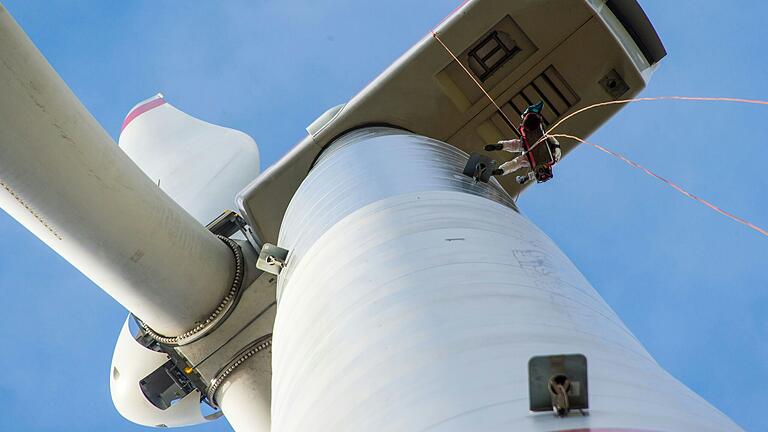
237,0 -> 665,244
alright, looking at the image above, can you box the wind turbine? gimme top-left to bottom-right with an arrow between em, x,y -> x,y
0,1 -> 743,431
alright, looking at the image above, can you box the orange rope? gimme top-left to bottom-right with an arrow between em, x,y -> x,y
431,31 -> 520,137
431,28 -> 768,238
551,134 -> 768,238
547,96 -> 768,135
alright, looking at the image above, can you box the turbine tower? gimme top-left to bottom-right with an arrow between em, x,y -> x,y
0,1 -> 743,431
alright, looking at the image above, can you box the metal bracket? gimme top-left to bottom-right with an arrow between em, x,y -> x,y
207,210 -> 262,251
528,353 -> 589,417
463,152 -> 498,183
257,243 -> 289,275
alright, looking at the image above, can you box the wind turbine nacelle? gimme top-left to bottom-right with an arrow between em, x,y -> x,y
110,317 -> 220,428
119,94 -> 261,226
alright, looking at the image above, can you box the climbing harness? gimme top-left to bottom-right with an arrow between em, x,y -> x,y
517,104 -> 556,185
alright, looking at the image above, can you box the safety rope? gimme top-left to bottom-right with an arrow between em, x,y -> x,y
551,134 -> 768,238
430,29 -> 768,239
431,31 -> 521,138
547,96 -> 768,136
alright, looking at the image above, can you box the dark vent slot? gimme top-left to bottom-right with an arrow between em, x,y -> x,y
506,66 -> 579,127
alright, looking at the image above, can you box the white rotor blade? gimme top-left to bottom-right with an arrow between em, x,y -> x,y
0,5 -> 234,336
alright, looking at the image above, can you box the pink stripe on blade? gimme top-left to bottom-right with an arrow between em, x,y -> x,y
121,97 -> 166,131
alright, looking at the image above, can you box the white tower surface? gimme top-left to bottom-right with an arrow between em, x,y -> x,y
272,128 -> 741,431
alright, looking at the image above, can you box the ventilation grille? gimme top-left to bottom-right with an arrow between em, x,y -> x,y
502,66 -> 580,127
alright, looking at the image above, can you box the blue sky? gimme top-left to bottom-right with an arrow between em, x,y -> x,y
0,1 -> 765,431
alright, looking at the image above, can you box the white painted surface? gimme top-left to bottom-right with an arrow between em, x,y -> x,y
276,127 -> 516,297
216,351 -> 273,432
119,94 -> 261,225
272,129 -> 740,431
0,8 -> 234,336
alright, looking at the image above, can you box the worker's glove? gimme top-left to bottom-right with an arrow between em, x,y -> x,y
554,147 -> 562,162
